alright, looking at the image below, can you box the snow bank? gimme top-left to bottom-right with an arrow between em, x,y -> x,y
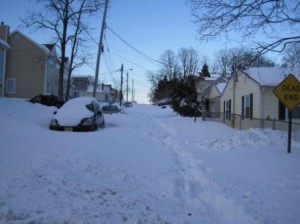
1,98 -> 300,224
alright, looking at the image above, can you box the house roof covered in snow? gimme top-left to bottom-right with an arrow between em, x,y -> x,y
242,67 -> 300,87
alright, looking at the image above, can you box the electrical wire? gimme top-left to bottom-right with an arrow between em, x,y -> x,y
106,25 -> 163,67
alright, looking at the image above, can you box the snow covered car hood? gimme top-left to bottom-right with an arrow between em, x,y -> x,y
53,97 -> 95,126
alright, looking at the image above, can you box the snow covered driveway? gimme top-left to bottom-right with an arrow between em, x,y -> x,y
0,98 -> 300,224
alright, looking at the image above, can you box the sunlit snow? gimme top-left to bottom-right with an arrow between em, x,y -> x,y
0,98 -> 299,224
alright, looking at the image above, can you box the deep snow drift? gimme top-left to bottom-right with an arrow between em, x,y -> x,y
0,98 -> 299,224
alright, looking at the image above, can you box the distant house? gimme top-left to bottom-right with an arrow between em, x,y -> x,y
72,75 -> 115,101
196,75 -> 228,116
84,84 -> 107,101
72,75 -> 94,97
195,76 -> 217,103
207,82 -> 227,118
0,22 -> 10,97
5,29 -> 60,99
220,67 -> 300,130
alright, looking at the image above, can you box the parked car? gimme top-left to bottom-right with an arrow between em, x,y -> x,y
49,97 -> 105,132
124,101 -> 133,107
102,104 -> 121,114
29,94 -> 65,108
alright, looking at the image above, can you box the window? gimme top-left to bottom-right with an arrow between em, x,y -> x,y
242,94 -> 253,119
5,78 -> 16,94
224,100 -> 231,120
86,103 -> 95,113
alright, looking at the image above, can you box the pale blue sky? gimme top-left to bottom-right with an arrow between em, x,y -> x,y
1,0 -> 239,103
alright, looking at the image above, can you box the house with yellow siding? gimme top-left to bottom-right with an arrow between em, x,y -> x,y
3,26 -> 61,99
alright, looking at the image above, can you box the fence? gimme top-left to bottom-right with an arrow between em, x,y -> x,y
204,112 -> 300,132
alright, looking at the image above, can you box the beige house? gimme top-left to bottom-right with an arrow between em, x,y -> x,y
5,30 -> 60,99
0,22 -> 10,97
220,67 -> 300,130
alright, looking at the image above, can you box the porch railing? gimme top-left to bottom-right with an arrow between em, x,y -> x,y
204,112 -> 300,132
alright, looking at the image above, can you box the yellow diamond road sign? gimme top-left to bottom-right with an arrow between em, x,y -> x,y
273,74 -> 300,111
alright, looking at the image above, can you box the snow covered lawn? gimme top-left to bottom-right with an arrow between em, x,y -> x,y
0,98 -> 300,224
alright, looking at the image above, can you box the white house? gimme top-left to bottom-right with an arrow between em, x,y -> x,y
220,67 -> 300,130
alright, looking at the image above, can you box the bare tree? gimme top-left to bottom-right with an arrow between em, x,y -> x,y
281,42 -> 300,67
213,48 -> 275,76
187,0 -> 300,55
159,49 -> 181,80
213,49 -> 231,77
22,0 -> 103,98
178,47 -> 200,77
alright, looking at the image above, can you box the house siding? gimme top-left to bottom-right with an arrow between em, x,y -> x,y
262,88 -> 279,120
234,72 -> 261,119
220,79 -> 234,113
45,55 -> 59,95
220,71 -> 262,128
6,32 -> 47,99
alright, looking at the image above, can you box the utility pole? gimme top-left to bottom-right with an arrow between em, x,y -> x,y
131,79 -> 134,102
119,64 -> 124,106
93,0 -> 109,97
126,72 -> 129,102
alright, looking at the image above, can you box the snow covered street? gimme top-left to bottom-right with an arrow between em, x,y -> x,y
1,98 -> 300,224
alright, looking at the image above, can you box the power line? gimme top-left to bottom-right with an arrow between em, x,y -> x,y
103,53 -> 117,84
106,25 -> 163,67
110,50 -> 151,71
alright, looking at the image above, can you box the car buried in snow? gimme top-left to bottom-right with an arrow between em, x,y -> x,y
28,94 -> 65,108
102,104 -> 121,114
49,96 -> 105,132
123,101 -> 133,107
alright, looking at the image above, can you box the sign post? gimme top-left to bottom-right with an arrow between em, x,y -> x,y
273,74 -> 300,153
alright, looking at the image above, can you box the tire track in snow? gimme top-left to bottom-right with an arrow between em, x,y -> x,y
151,117 -> 260,224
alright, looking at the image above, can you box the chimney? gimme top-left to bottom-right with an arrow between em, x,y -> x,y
0,22 -> 10,41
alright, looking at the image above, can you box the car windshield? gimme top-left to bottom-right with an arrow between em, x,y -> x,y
86,104 -> 94,113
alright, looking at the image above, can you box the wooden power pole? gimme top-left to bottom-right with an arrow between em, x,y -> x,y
93,0 -> 109,97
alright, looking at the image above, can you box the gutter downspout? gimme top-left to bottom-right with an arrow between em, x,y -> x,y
232,70 -> 236,128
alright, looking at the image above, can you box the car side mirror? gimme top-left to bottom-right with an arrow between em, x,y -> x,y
97,110 -> 102,115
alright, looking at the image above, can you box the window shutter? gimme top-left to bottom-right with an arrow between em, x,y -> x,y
250,93 -> 253,119
242,96 -> 244,120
